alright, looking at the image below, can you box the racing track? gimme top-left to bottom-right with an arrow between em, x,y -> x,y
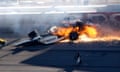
0,38 -> 120,72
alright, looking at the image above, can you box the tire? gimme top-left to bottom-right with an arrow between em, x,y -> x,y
69,31 -> 79,41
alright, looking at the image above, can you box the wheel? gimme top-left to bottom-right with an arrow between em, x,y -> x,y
69,31 -> 79,41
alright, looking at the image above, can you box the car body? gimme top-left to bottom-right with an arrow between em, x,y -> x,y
14,21 -> 97,47
14,30 -> 65,47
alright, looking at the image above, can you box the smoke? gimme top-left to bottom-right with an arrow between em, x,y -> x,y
97,24 -> 120,37
94,20 -> 120,37
0,13 -> 119,38
86,13 -> 120,37
0,14 -> 69,37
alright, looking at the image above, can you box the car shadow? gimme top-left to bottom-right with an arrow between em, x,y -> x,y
11,42 -> 53,55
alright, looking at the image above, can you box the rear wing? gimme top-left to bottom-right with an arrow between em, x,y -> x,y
28,29 -> 42,40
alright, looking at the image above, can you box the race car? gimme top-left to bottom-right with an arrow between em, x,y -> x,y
49,21 -> 97,41
14,29 -> 65,47
14,21 -> 97,47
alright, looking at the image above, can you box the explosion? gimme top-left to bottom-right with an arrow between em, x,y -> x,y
50,21 -> 120,43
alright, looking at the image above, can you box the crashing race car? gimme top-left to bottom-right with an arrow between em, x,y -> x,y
14,29 -> 65,47
14,21 -> 97,47
50,21 -> 97,41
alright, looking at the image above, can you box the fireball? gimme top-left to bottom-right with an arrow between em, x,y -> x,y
82,25 -> 97,38
50,23 -> 97,41
50,21 -> 120,43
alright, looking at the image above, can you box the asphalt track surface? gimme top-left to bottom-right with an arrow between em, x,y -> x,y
0,38 -> 120,72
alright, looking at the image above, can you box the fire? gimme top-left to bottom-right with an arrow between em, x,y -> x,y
52,26 -> 73,37
50,23 -> 120,43
60,35 -> 120,43
52,25 -> 97,38
76,35 -> 120,42
52,24 -> 97,38
79,25 -> 97,38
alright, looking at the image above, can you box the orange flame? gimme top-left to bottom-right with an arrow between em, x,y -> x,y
79,25 -> 97,38
52,24 -> 97,38
51,24 -> 120,43
52,27 -> 73,37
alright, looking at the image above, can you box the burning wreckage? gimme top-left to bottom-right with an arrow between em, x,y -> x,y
15,21 -> 98,47
15,20 -> 120,47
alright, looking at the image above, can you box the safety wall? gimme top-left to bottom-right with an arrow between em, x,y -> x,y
86,12 -> 120,29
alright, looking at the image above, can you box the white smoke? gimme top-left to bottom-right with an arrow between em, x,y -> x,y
0,14 -> 69,37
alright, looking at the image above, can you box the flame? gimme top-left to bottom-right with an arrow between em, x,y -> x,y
52,27 -> 73,37
51,24 -> 120,43
52,24 -> 97,38
60,35 -> 120,43
76,35 -> 120,42
82,25 -> 97,38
